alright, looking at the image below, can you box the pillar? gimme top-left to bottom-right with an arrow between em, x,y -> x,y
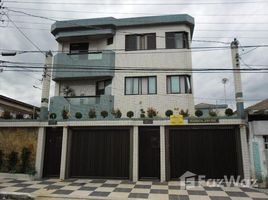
160,126 -> 166,182
35,127 -> 46,178
240,125 -> 250,180
60,127 -> 69,180
132,126 -> 139,182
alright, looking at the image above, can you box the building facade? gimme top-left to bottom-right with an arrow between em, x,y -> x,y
49,14 -> 195,119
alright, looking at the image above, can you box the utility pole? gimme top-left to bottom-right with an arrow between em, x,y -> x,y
40,51 -> 53,120
222,78 -> 228,105
231,38 -> 245,119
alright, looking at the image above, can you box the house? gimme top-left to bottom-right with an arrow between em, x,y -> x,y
247,99 -> 268,185
195,103 -> 228,117
0,95 -> 39,119
0,15 -> 250,183
49,14 -> 195,119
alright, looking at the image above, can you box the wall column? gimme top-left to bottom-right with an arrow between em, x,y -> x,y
35,127 -> 46,179
133,126 -> 139,182
160,126 -> 166,182
60,126 -> 69,180
240,125 -> 250,180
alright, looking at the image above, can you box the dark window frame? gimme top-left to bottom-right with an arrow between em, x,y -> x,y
166,75 -> 192,94
107,37 -> 114,45
165,31 -> 189,49
124,76 -> 157,95
69,42 -> 89,54
96,79 -> 112,95
125,33 -> 156,51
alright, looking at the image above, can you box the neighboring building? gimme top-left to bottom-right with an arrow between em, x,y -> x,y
195,103 -> 228,117
0,95 -> 39,119
247,99 -> 268,185
49,14 -> 195,118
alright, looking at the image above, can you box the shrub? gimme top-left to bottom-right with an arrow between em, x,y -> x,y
75,112 -> 83,119
179,109 -> 189,117
195,110 -> 203,117
62,107 -> 69,119
20,147 -> 31,173
165,110 -> 173,117
111,109 -> 122,118
16,113 -> 24,119
140,109 -> 146,118
49,113 -> 57,119
0,150 -> 4,170
101,110 -> 108,118
209,109 -> 217,117
88,109 -> 96,119
225,108 -> 234,116
7,151 -> 18,172
2,111 -> 12,119
127,111 -> 134,118
147,107 -> 158,118
26,166 -> 37,176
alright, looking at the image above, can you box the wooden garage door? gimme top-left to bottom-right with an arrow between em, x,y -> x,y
70,129 -> 130,179
169,127 -> 243,180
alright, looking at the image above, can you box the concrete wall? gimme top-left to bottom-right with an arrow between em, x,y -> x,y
0,127 -> 38,171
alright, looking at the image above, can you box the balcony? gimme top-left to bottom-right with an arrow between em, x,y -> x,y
52,50 -> 115,80
49,95 -> 114,120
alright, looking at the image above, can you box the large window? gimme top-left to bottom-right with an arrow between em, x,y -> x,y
167,75 -> 191,94
70,43 -> 89,54
125,33 -> 156,51
125,76 -> 157,95
165,32 -> 189,49
96,79 -> 111,95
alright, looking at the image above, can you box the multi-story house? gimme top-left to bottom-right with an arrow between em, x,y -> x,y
49,14 -> 195,119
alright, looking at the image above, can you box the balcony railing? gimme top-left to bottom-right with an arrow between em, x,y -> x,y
65,96 -> 101,105
52,50 -> 115,80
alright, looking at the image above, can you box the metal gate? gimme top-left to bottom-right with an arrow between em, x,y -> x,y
43,127 -> 63,177
69,128 -> 130,179
168,126 -> 243,180
139,127 -> 160,180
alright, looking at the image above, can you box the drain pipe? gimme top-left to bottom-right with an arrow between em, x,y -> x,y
231,38 -> 245,119
40,51 -> 53,120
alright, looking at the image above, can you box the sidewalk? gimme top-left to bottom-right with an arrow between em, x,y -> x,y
0,178 -> 268,200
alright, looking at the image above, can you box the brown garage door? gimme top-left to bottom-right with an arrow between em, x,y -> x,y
169,126 -> 243,180
70,128 -> 130,179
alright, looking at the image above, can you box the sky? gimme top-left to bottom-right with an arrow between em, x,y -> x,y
0,0 -> 268,109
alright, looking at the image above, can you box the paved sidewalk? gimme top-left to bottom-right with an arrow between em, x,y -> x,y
0,178 -> 268,200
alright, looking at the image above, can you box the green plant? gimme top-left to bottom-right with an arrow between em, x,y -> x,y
179,109 -> 189,117
101,110 -> 108,118
16,113 -> 24,119
62,107 -> 69,119
26,166 -> 37,176
20,147 -> 31,173
165,110 -> 173,117
7,151 -> 18,172
225,108 -> 234,116
195,110 -> 203,117
127,111 -> 134,118
0,150 -> 4,170
111,109 -> 122,118
49,113 -> 57,119
2,111 -> 12,119
75,112 -> 83,119
147,107 -> 158,118
209,109 -> 217,117
88,109 -> 96,119
140,109 -> 146,118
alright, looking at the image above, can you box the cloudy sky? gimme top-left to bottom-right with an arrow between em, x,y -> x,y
0,0 -> 268,109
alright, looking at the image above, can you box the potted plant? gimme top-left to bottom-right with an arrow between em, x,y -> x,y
165,110 -> 173,117
26,166 -> 37,181
88,109 -> 96,119
127,111 -> 134,118
209,109 -> 217,117
179,109 -> 189,117
75,112 -> 83,119
111,109 -> 122,118
49,113 -> 57,119
140,109 -> 146,118
62,107 -> 69,119
225,108 -> 234,117
195,110 -> 203,117
101,110 -> 108,118
20,147 -> 31,173
7,151 -> 18,172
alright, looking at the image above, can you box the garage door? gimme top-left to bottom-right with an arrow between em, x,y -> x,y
169,127 -> 243,180
70,128 -> 130,179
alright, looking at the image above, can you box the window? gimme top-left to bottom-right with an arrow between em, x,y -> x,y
264,136 -> 268,149
125,76 -> 157,95
125,33 -> 156,51
96,79 -> 111,95
107,37 -> 113,45
167,75 -> 191,94
165,32 -> 189,49
70,43 -> 89,54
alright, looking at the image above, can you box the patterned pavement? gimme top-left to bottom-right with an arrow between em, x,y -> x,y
0,178 -> 268,200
